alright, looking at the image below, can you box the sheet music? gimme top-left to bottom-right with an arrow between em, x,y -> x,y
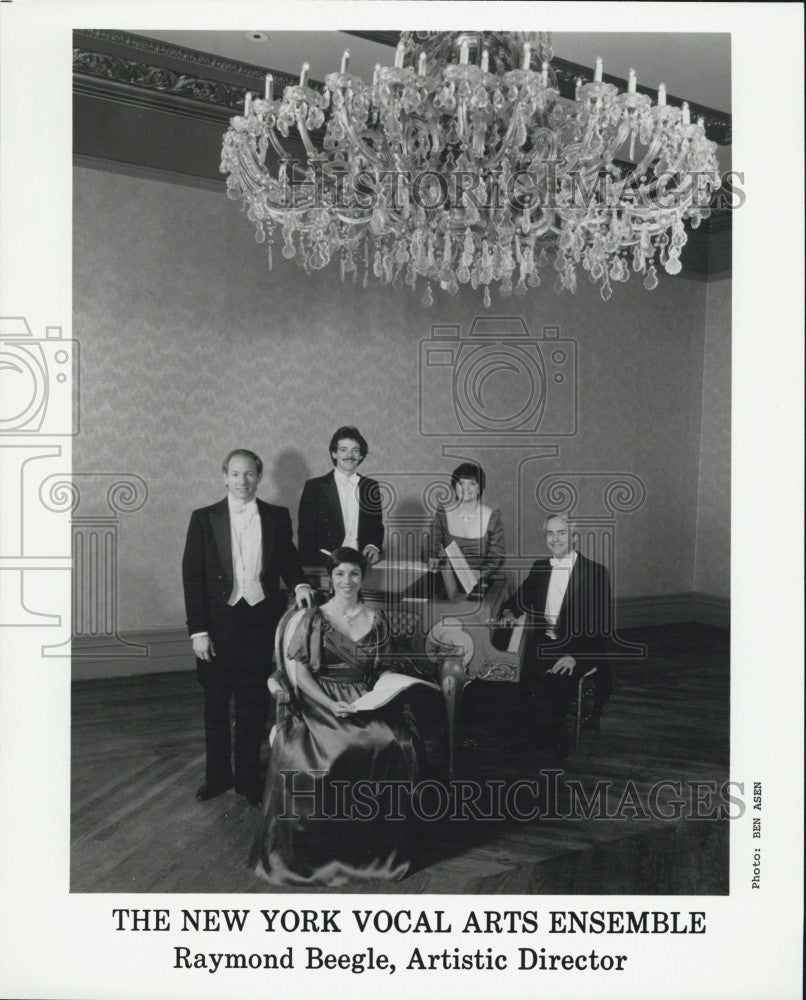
350,671 -> 440,711
507,614 -> 527,653
443,540 -> 480,593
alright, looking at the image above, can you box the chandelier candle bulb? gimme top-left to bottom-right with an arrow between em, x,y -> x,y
264,74 -> 273,102
594,56 -> 603,83
481,49 -> 489,73
522,42 -> 531,70
341,50 -> 350,74
373,63 -> 380,87
658,83 -> 666,106
542,61 -> 548,86
697,116 -> 705,129
460,40 -> 469,65
418,52 -> 427,76
299,63 -> 309,87
575,77 -> 581,99
395,42 -> 405,69
244,92 -> 252,116
682,101 -> 690,125
628,69 -> 636,94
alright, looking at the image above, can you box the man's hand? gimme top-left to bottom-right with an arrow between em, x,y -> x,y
500,609 -> 517,624
192,634 -> 215,662
362,545 -> 381,566
548,655 -> 576,676
295,584 -> 315,609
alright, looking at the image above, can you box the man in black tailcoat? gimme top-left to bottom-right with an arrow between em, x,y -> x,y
297,425 -> 384,567
182,448 -> 313,806
501,514 -> 613,758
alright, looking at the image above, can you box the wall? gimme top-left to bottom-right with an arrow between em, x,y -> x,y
695,278 -> 731,599
73,163 -> 718,644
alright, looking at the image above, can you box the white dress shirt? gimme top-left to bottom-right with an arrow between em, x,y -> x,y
334,468 -> 361,550
545,550 -> 577,639
227,495 -> 265,606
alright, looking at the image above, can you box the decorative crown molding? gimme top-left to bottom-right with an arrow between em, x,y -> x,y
74,29 -> 281,83
73,29 -> 314,103
73,49 -> 248,109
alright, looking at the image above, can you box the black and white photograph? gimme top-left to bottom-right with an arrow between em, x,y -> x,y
0,2 -> 803,998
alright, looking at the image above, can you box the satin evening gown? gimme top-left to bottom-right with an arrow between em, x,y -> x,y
251,608 -> 419,887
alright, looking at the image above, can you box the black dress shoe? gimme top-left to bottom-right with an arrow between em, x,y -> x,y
195,781 -> 233,801
235,781 -> 263,807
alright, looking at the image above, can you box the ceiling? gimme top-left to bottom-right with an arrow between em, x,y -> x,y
138,29 -> 731,115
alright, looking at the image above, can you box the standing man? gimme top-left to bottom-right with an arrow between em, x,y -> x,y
297,425 -> 384,567
182,449 -> 313,806
501,514 -> 613,758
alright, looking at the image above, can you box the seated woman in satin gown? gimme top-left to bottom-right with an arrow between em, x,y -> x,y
426,462 -> 506,596
251,547 -> 419,887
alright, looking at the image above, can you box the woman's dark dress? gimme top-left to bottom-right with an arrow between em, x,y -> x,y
428,506 -> 506,580
251,608 -> 418,886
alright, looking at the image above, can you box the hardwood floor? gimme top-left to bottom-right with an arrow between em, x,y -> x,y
71,624 -> 729,894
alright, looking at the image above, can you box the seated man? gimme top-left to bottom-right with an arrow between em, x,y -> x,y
297,425 -> 384,568
500,514 -> 613,759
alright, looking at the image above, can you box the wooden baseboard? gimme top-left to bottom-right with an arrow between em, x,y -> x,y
616,592 -> 730,630
70,592 -> 730,680
71,628 -> 197,680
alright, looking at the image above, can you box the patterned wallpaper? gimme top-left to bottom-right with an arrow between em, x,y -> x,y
695,279 -> 731,597
73,165 -> 722,631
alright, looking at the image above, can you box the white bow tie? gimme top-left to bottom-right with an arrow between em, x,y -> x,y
232,501 -> 257,515
550,556 -> 573,569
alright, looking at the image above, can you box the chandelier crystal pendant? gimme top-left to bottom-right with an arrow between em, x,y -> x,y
221,31 -> 721,305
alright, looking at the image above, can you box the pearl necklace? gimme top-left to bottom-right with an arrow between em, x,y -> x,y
332,602 -> 363,625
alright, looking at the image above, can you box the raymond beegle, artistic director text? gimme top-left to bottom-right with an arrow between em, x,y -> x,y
111,905 -> 708,976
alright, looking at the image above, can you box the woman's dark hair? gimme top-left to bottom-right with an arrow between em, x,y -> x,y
326,546 -> 367,578
450,462 -> 485,497
329,426 -> 369,463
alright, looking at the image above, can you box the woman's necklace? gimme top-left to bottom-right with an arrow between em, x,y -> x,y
331,601 -> 363,625
456,502 -> 480,523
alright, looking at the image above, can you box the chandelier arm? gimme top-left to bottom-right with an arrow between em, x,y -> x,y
234,144 -> 275,192
333,102 -> 388,169
601,121 -> 634,167
560,122 -> 631,180
486,97 -> 532,167
295,111 -> 318,159
658,140 -> 693,177
266,129 -> 297,166
333,213 -> 372,226
629,131 -> 668,179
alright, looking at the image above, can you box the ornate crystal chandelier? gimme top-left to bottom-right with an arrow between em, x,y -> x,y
221,31 -> 721,305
